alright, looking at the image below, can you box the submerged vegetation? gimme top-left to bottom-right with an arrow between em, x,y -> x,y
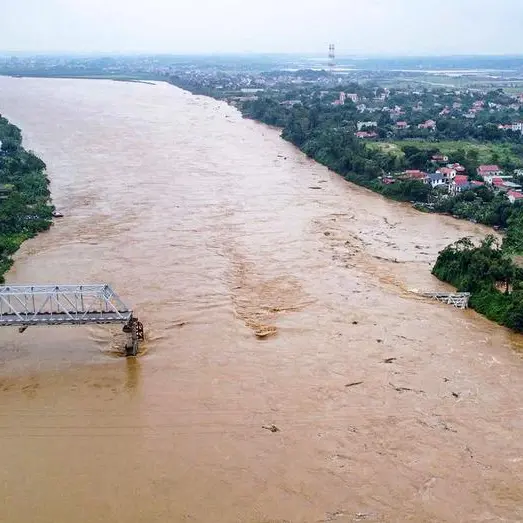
0,115 -> 53,282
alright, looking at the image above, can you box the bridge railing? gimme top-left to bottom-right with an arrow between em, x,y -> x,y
0,284 -> 144,356
0,284 -> 133,326
419,291 -> 471,309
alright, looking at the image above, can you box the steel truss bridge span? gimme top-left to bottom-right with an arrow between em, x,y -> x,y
0,284 -> 144,356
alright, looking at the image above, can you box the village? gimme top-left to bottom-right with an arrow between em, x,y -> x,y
385,158 -> 523,204
343,86 -> 523,143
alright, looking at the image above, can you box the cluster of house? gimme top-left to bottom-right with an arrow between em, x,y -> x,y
344,88 -> 523,134
355,120 -> 378,139
384,157 -> 523,203
354,118 -> 438,138
333,89 -> 389,107
497,122 -> 523,133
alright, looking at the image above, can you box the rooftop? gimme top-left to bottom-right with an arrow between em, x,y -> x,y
454,175 -> 469,185
478,165 -> 502,173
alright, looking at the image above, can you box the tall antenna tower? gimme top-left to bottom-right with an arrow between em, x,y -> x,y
328,44 -> 336,72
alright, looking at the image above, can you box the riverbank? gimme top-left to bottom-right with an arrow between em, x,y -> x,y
0,115 -> 53,282
167,78 -> 523,334
166,78 -> 522,223
0,72 -> 159,84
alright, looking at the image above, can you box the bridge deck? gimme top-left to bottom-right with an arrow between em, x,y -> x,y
0,284 -> 133,327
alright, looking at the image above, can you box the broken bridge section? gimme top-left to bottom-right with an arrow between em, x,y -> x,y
419,291 -> 471,309
0,284 -> 144,355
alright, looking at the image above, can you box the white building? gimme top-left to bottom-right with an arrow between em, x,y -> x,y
357,121 -> 378,131
436,167 -> 457,183
426,173 -> 445,188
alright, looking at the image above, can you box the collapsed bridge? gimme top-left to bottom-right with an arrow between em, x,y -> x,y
0,284 -> 144,356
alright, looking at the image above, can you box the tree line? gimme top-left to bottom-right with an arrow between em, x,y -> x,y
0,115 -> 53,282
432,236 -> 523,332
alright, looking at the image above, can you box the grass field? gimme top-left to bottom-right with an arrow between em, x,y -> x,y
380,73 -> 523,93
369,140 -> 523,167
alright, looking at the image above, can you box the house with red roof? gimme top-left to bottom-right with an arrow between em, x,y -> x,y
490,178 -> 522,193
497,122 -> 523,133
448,163 -> 466,173
418,119 -> 436,130
508,191 -> 523,204
477,165 -> 503,183
436,166 -> 457,183
403,170 -> 428,181
450,174 -> 472,196
354,131 -> 377,139
431,154 -> 449,163
396,121 -> 409,129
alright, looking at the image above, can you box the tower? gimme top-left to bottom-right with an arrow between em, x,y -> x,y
328,44 -> 335,72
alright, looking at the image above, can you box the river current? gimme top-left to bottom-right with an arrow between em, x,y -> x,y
0,77 -> 522,522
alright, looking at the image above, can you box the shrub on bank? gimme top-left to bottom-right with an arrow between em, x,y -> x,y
0,116 -> 53,283
432,236 -> 523,332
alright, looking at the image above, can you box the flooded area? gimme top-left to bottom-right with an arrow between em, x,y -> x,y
0,77 -> 522,522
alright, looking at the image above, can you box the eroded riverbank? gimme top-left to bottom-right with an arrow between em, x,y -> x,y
0,78 -> 522,523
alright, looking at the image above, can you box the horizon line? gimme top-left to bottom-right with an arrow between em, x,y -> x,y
2,51 -> 523,59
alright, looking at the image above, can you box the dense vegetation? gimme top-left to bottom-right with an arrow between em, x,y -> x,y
432,187 -> 520,227
0,116 -> 53,282
240,86 -> 523,142
432,236 -> 523,331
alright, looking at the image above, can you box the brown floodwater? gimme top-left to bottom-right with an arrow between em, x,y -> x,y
0,77 -> 523,523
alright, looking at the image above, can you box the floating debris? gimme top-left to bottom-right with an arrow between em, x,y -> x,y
262,424 -> 280,433
254,326 -> 277,338
389,382 -> 425,394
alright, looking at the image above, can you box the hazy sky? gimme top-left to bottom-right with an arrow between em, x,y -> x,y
1,0 -> 522,56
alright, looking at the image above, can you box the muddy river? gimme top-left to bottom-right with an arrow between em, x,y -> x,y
0,77 -> 522,522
